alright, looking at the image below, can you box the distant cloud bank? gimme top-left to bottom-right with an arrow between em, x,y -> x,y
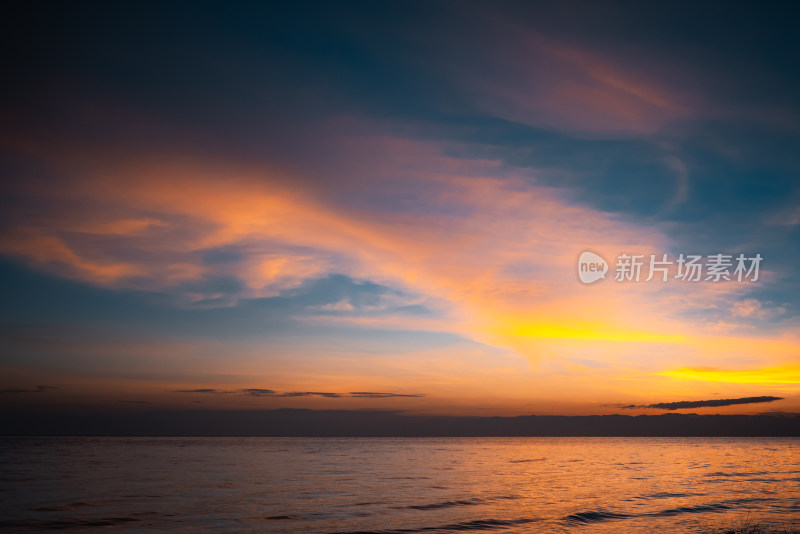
173,388 -> 424,399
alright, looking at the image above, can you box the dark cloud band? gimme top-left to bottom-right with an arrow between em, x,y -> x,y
173,388 -> 424,399
624,396 -> 783,410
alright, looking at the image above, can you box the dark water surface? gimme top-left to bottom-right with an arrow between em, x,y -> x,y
1,437 -> 798,532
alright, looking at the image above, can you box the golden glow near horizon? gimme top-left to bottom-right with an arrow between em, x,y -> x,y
662,366 -> 800,385
502,322 -> 685,343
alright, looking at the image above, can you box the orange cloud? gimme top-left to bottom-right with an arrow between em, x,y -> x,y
0,132 -> 794,413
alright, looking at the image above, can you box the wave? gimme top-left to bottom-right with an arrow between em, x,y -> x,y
564,510 -> 631,524
723,498 -> 774,505
564,501 -> 735,526
404,499 -> 484,510
327,516 -> 540,533
0,517 -> 140,531
704,471 -> 770,477
632,492 -> 704,500
31,501 -> 118,512
399,495 -> 519,511
262,514 -> 302,521
650,503 -> 730,517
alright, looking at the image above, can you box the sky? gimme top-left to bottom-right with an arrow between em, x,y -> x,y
1,0 -> 799,418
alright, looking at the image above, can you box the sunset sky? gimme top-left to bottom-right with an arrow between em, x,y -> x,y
1,1 -> 799,417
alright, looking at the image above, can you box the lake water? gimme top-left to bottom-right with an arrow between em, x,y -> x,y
1,437 -> 798,532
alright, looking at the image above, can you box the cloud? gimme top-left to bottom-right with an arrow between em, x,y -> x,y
350,392 -> 426,398
241,389 -> 424,399
278,274 -> 426,317
0,117 -> 792,411
0,1 -> 798,418
624,396 -> 783,410
173,388 -> 423,399
178,276 -> 246,298
0,385 -> 55,394
277,392 -> 342,398
241,388 -> 276,397
730,299 -> 785,321
443,20 -> 693,135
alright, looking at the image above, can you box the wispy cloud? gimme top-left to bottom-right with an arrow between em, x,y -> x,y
446,20 -> 693,135
0,130 -> 787,411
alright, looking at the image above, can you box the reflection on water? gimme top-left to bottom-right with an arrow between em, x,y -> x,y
1,437 -> 798,532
